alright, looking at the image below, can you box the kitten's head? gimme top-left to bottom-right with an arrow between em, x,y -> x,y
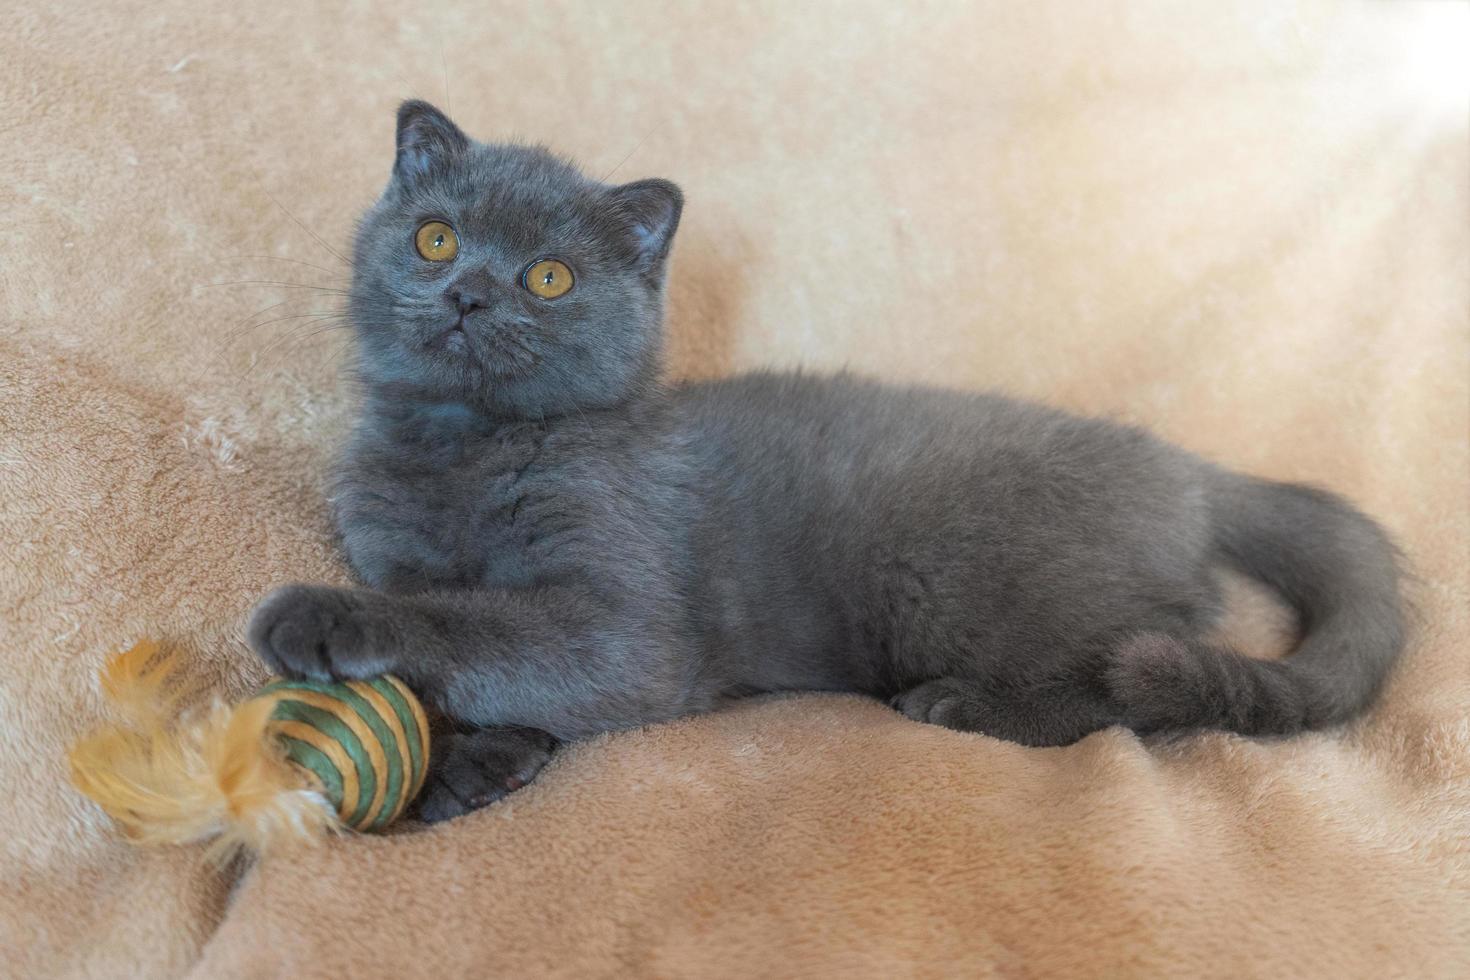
349,100 -> 682,416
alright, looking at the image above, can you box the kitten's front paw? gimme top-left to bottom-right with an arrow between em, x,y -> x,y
246,584 -> 392,681
414,727 -> 558,824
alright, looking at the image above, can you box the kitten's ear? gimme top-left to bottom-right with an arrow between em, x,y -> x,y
394,100 -> 468,182
604,179 -> 684,275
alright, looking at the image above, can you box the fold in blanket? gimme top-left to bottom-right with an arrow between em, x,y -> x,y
1,1 -> 1466,977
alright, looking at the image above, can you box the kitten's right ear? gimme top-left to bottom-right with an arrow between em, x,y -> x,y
394,100 -> 468,182
603,179 -> 684,277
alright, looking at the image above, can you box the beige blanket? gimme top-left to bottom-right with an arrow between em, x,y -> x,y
3,1 -> 1466,976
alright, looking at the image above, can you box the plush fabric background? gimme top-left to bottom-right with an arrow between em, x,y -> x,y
2,1 -> 1467,977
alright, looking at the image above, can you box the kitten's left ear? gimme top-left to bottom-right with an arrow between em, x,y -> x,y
394,100 -> 468,182
604,179 -> 684,276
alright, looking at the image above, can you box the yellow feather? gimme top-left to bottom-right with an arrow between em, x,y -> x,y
97,639 -> 193,725
68,642 -> 343,859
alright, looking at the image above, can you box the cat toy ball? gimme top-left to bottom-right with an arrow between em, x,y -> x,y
68,639 -> 432,857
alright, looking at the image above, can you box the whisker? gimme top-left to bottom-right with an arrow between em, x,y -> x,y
221,303 -> 342,343
209,309 -> 346,369
600,121 -> 666,183
267,323 -> 351,371
439,26 -> 452,115
320,339 -> 355,382
242,317 -> 350,379
226,297 -> 293,336
381,62 -> 421,101
263,189 -> 351,266
241,310 -> 346,336
201,279 -> 350,294
212,254 -> 348,278
207,297 -> 296,364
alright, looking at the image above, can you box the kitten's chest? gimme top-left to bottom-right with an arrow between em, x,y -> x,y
334,419 -> 574,590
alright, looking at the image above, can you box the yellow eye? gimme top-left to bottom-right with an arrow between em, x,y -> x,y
523,258 -> 574,299
414,221 -> 458,262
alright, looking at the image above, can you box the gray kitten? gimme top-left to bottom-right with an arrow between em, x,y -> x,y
247,102 -> 1405,822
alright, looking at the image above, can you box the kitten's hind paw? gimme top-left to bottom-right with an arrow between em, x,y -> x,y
890,673 -> 1121,747
414,727 -> 559,824
890,678 -> 973,728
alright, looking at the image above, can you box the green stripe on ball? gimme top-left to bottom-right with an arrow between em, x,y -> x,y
270,699 -> 377,828
254,676 -> 431,831
292,681 -> 405,829
368,677 -> 428,800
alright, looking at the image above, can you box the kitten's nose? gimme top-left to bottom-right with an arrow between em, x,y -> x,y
450,287 -> 490,315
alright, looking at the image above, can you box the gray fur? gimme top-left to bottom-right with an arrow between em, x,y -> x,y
247,102 -> 1406,821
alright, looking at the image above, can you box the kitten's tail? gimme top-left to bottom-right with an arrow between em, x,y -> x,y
1108,471 -> 1406,735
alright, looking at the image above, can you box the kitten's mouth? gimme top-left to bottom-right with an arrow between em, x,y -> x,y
422,317 -> 539,378
428,320 -> 469,354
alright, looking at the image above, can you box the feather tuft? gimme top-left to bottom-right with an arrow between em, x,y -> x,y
99,639 -> 193,726
68,642 -> 342,859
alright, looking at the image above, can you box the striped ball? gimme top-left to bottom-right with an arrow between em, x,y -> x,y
253,676 -> 432,831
